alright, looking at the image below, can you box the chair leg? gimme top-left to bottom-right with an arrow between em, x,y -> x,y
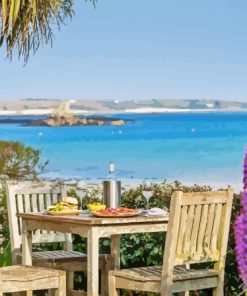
100,264 -> 108,296
55,270 -> 66,296
161,287 -> 173,296
67,271 -> 74,294
108,274 -> 118,296
212,285 -> 224,296
48,289 -> 56,296
22,292 -> 32,296
13,292 -> 27,296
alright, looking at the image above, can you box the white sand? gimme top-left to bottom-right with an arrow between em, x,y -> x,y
0,110 -> 16,115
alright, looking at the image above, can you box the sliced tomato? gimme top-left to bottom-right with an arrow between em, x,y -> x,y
94,207 -> 139,216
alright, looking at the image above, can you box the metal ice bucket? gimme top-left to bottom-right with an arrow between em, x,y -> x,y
102,180 -> 121,208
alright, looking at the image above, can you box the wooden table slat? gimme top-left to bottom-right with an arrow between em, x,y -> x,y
17,212 -> 169,225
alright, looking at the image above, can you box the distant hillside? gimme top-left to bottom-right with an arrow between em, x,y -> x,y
0,98 -> 246,115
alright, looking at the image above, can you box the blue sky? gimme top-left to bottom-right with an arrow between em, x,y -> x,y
1,0 -> 247,102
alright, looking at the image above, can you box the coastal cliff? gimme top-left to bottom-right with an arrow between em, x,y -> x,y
1,98 -> 247,116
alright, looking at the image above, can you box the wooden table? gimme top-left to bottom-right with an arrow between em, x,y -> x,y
18,212 -> 168,296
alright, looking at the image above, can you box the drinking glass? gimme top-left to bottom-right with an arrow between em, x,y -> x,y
142,190 -> 153,214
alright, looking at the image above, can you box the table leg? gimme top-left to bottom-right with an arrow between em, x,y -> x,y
109,235 -> 121,296
22,220 -> 32,265
87,227 -> 99,296
110,235 -> 121,270
21,220 -> 32,296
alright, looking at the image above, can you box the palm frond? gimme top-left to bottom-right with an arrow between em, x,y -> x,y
0,0 -> 96,63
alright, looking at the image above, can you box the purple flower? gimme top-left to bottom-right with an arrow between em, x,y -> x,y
234,150 -> 247,287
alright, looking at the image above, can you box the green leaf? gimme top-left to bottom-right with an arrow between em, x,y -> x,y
0,241 -> 12,266
13,0 -> 20,23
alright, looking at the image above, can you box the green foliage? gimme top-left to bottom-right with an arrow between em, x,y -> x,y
0,140 -> 48,179
0,241 -> 11,266
121,180 -> 212,210
0,141 -> 47,251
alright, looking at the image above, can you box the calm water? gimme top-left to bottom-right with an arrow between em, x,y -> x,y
0,112 -> 246,189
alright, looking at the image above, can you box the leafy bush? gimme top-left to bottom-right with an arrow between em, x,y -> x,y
0,241 -> 11,266
0,141 -> 48,253
0,140 -> 48,179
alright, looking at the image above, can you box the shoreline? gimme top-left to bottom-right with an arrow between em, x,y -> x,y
0,108 -> 247,116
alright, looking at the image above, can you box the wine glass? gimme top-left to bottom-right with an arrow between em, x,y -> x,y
79,189 -> 88,212
142,190 -> 153,215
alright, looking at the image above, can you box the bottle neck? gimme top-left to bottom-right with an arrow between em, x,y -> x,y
107,162 -> 116,180
109,162 -> 115,173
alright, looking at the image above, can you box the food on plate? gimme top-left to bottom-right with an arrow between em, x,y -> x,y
62,196 -> 78,210
92,207 -> 141,217
87,202 -> 106,212
46,196 -> 78,212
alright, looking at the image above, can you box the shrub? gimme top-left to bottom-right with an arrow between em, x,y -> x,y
0,141 -> 48,255
0,140 -> 48,179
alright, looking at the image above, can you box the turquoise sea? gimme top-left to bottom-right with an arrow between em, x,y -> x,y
0,112 -> 246,190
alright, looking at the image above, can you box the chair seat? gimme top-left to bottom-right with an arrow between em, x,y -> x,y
32,250 -> 88,261
1,265 -> 61,282
110,265 -> 218,282
16,250 -> 107,262
15,250 -> 108,272
1,265 -> 65,294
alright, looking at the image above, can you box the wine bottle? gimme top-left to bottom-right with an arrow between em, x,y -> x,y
103,161 -> 121,208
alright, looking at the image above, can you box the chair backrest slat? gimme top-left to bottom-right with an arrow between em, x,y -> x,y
46,193 -> 52,208
190,204 -> 202,257
176,205 -> 188,256
31,194 -> 38,212
196,204 -> 208,257
182,205 -> 194,256
162,189 -> 233,282
51,192 -> 61,207
210,203 -> 222,252
181,191 -> 228,206
38,193 -> 45,213
24,194 -> 31,212
203,204 -> 215,256
6,181 -> 70,257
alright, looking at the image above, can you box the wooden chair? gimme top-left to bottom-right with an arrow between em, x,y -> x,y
6,180 -> 107,296
0,265 -> 65,296
108,189 -> 233,296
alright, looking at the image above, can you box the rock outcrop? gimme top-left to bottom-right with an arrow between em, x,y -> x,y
28,116 -> 125,127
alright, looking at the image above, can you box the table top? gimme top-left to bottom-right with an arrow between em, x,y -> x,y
17,212 -> 169,226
